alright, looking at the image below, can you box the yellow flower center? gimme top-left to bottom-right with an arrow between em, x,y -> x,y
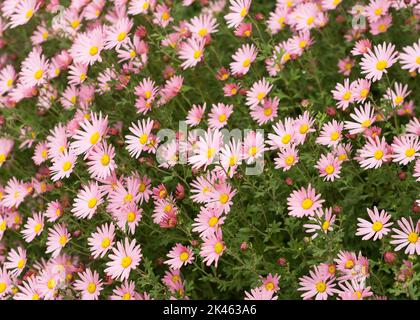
117,32 -> 127,42
378,24 -> 386,32
179,252 -> 189,262
162,12 -> 170,21
87,198 -> 97,209
207,148 -> 215,159
394,95 -> 403,105
90,131 -> 100,145
325,165 -> 335,174
343,91 -> 351,101
100,153 -> 110,166
124,193 -> 133,203
257,92 -> 266,101
214,242 -> 224,254
285,155 -> 295,166
139,183 -> 146,192
193,50 -> 202,59
121,256 -> 132,268
101,237 -> 110,248
62,161 -> 72,172
56,209 -> 62,217
244,30 -> 251,37
87,283 -> 96,294
47,278 -> 55,290
330,131 -> 340,141
301,198 -> 313,210
42,31 -> 49,40
41,149 -> 48,159
89,46 -> 99,56
208,216 -> 219,227
127,211 -> 136,223
142,2 -> 149,10
264,108 -> 273,116
0,283 -> 6,294
405,148 -> 415,157
164,204 -> 172,213
407,232 -> 418,244
139,134 -> 148,145
32,294 -> 39,300
345,260 -> 354,269
374,150 -> 383,160
59,235 -> 68,246
219,193 -> 229,204
80,73 -> 86,81
17,259 -> 25,269
71,20 -> 80,29
248,146 -> 257,156
376,60 -> 387,71
299,124 -> 309,134
122,293 -> 131,300
26,9 -> 33,19
34,70 -> 43,80
360,88 -> 369,98
129,50 -> 136,58
6,79 -> 13,87
198,28 -> 208,37
0,221 -> 6,231
240,8 -> 247,17
218,114 -> 227,123
0,154 -> 5,164
242,58 -> 251,68
306,16 -> 314,25
322,221 -> 330,231
229,156 -> 237,167
265,282 -> 275,291
299,40 -> 307,48
361,119 -> 371,128
231,88 -> 237,95
372,221 -> 383,232
281,134 -> 291,144
374,8 -> 382,15
315,281 -> 326,293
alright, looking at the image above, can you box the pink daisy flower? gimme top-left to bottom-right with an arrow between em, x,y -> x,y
178,37 -> 205,69
208,103 -> 233,129
293,111 -> 315,145
125,118 -> 154,158
356,207 -> 393,241
49,149 -> 77,181
391,135 -> 419,165
0,266 -> 12,298
303,208 -> 336,239
44,200 -> 63,223
13,276 -> 41,300
186,103 -> 206,127
9,0 -> 39,28
1,177 -> 28,208
128,0 -> 153,16
338,280 -> 373,300
357,136 -> 391,169
22,212 -> 44,243
74,268 -> 103,300
243,130 -> 265,164
351,39 -> 372,56
70,26 -> 104,66
399,39 -> 420,73
46,223 -> 71,258
68,63 -> 88,86
87,141 -> 117,180
32,141 -> 48,165
105,238 -> 142,281
360,42 -> 398,82
287,184 -> 325,218
4,247 -> 26,277
71,182 -> 105,220
104,17 -> 133,50
110,280 -> 138,300
0,138 -> 14,167
19,48 -> 49,87
153,3 -> 173,28
267,117 -> 296,151
267,5 -> 288,34
250,97 -> 279,125
117,203 -> 142,235
230,43 -> 258,76
187,14 -> 219,38
390,217 -> 420,255
245,287 -> 278,300
351,78 -> 371,103
0,65 -> 16,95
71,112 -> 108,158
192,205 -> 226,239
164,243 -> 194,269
200,230 -> 225,267
298,266 -> 337,300
224,0 -> 251,28
384,82 -> 411,108
344,102 -> 376,134
331,79 -> 354,110
315,153 -> 342,181
245,78 -> 273,108
88,223 -> 116,259
188,129 -> 222,170
274,144 -> 299,171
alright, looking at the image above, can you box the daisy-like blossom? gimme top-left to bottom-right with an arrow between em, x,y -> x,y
357,136 -> 391,169
246,78 -> 273,108
314,153 -> 342,182
391,135 -> 420,165
117,203 -> 143,234
224,0 -> 252,28
22,212 -> 44,242
338,279 -> 373,300
200,230 -> 225,267
250,97 -> 279,125
303,208 -> 336,239
153,3 -> 173,28
0,266 -> 12,299
49,149 -> 77,181
243,130 -> 266,164
73,268 -> 103,300
128,0 -> 153,16
32,141 -> 48,165
46,223 -> 71,258
0,65 -> 16,95
164,243 -> 194,269
267,5 -> 288,34
44,200 -> 63,223
370,15 -> 392,35
229,44 -> 258,76
293,111 -> 315,145
35,266 -> 63,300
125,118 -> 154,158
105,238 -> 142,281
110,280 -> 138,300
351,39 -> 372,56
267,117 -> 296,151
290,2 -> 323,32
186,103 -> 206,127
4,247 -> 26,277
187,14 -> 219,38
104,17 -> 133,50
208,103 -> 233,129
334,251 -> 369,282
70,26 -> 104,66
244,287 -> 278,300
298,266 -> 338,300
274,144 -> 299,171
68,63 -> 88,86
406,117 -> 420,137
13,276 -> 42,300
356,207 -> 393,241
360,42 -> 398,82
87,141 -> 117,179
351,78 -> 371,103
9,0 -> 39,28
192,205 -> 226,238
19,48 -> 49,87
71,182 -> 105,220
399,39 -> 420,73
344,102 -> 376,135
331,78 -> 354,110
219,139 -> 243,178
364,0 -> 390,23
288,31 -> 315,56
316,120 -> 344,147
0,138 -> 14,167
287,184 -> 325,218
391,217 -> 420,255
188,129 -> 222,170
71,112 -> 108,158
1,177 -> 28,209
87,223 -> 116,259
384,82 -> 411,108
208,183 -> 236,214
178,37 -> 206,69
260,273 -> 280,293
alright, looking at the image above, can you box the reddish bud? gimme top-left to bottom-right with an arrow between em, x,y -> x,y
277,257 -> 287,266
384,251 -> 396,264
